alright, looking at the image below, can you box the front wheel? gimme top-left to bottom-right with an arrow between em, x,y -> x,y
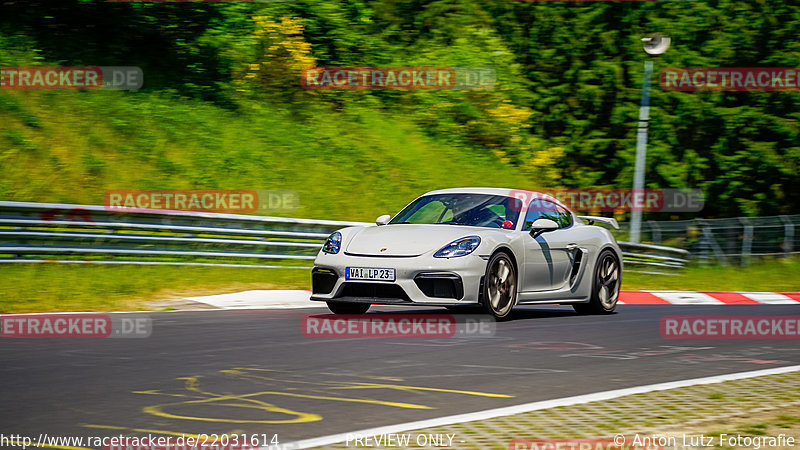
482,252 -> 517,320
573,249 -> 620,315
326,301 -> 370,314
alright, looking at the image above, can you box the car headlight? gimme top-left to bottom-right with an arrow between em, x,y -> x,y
322,231 -> 342,254
434,236 -> 481,258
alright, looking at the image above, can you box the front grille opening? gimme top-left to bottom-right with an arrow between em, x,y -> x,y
340,282 -> 410,301
414,274 -> 464,299
312,268 -> 338,295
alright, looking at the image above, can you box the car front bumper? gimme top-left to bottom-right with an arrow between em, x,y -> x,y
310,251 -> 487,306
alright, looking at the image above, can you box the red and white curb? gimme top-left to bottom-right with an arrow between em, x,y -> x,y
183,290 -> 800,309
183,290 -> 315,309
2,290 -> 797,317
619,291 -> 800,305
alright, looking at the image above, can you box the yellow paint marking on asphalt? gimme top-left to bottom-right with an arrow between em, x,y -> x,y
226,368 -> 511,398
179,376 -> 201,391
124,368 -> 506,428
318,372 -> 405,381
231,367 -> 289,373
222,391 -> 433,409
220,370 -> 433,408
132,390 -> 193,398
222,369 -> 371,389
140,376 -> 321,424
236,367 -> 404,382
143,399 -> 321,424
180,376 -> 327,419
333,382 -> 514,398
143,389 -> 428,424
224,369 -> 398,388
81,424 -> 126,430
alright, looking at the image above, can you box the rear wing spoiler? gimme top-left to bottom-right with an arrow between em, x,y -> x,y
577,215 -> 619,230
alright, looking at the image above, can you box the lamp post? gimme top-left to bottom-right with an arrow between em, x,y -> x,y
630,33 -> 670,244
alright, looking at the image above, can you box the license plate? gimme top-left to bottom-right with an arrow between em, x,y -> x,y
346,267 -> 395,281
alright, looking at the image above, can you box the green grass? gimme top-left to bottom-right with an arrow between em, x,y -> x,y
0,90 -> 536,223
741,424 -> 769,436
1,258 -> 797,313
0,263 -> 310,313
775,415 -> 800,428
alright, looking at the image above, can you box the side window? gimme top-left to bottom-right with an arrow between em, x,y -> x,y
555,206 -> 573,228
524,200 -> 557,230
487,204 -> 505,218
407,201 -> 448,223
440,208 -> 454,222
524,200 -> 571,230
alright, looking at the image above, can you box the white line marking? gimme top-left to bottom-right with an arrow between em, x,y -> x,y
184,289 -> 315,309
275,364 -> 800,450
739,292 -> 799,304
647,291 -> 724,305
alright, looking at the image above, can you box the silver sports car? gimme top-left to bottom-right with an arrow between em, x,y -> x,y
311,187 -> 622,319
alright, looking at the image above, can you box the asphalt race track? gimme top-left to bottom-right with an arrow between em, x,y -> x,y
2,305 -> 799,448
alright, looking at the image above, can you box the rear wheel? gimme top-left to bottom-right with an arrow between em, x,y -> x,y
326,301 -> 370,314
573,249 -> 620,314
482,252 -> 517,320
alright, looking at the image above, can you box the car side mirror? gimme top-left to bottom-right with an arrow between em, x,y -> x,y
529,218 -> 559,238
376,214 -> 391,226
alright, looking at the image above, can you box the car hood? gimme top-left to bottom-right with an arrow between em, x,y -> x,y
345,224 -> 485,257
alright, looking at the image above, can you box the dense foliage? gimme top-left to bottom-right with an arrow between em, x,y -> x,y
1,0 -> 798,218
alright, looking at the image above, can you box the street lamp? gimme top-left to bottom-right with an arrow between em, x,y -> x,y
630,33 -> 670,243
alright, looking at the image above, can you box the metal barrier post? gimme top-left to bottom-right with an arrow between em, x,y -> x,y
780,215 -> 794,255
647,220 -> 661,244
740,218 -> 753,267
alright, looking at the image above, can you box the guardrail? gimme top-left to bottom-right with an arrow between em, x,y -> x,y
0,201 -> 686,272
616,214 -> 800,266
0,201 -> 366,268
618,241 -> 689,274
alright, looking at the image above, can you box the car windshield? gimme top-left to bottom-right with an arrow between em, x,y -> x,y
390,193 -> 522,229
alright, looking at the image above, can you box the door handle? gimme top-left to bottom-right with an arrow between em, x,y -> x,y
566,243 -> 578,251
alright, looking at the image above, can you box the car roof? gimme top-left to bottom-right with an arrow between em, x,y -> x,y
423,187 -> 571,211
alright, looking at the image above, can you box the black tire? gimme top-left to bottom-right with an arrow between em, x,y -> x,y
573,249 -> 620,315
482,252 -> 517,320
326,301 -> 370,314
